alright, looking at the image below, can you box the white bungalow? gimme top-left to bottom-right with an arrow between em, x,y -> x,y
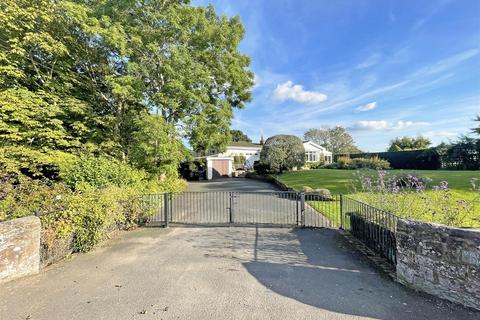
303,140 -> 333,163
203,138 -> 333,179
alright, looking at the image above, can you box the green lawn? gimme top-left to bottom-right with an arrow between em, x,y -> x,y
278,169 -> 480,194
278,169 -> 480,228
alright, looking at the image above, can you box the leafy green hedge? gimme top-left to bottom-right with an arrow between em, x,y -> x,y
64,156 -> 149,190
0,151 -> 186,259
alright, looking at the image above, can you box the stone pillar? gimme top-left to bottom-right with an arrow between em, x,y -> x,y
0,216 -> 41,283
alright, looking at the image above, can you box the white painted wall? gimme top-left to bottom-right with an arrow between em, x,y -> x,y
219,146 -> 262,169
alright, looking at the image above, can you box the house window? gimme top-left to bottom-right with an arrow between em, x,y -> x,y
305,152 -> 318,162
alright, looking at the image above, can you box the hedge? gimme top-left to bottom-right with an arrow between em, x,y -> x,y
334,149 -> 441,170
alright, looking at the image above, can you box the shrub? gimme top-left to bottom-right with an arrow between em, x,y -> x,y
0,175 -> 150,254
0,174 -> 69,222
304,160 -> 325,169
350,156 -> 390,170
322,162 -> 339,169
233,154 -> 246,170
336,156 -> 352,169
302,186 -> 332,201
0,155 -> 186,259
180,159 -> 207,181
302,186 -> 314,192
259,135 -> 305,173
330,156 -> 390,170
233,154 -> 246,165
64,155 -> 148,190
253,160 -> 271,175
314,188 -> 332,199
392,173 -> 430,190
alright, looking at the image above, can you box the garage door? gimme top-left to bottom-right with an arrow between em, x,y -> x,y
211,159 -> 230,179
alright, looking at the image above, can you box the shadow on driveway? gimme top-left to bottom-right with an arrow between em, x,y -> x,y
192,227 -> 478,320
1,226 -> 478,320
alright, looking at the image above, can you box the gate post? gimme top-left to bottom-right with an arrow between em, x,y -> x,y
296,192 -> 300,226
229,192 -> 234,224
340,194 -> 344,230
164,193 -> 169,228
300,192 -> 305,227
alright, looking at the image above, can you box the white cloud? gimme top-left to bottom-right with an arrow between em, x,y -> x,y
356,102 -> 377,112
412,49 -> 479,77
355,53 -> 381,69
285,80 -> 409,118
272,81 -> 328,104
422,130 -> 457,139
412,0 -> 452,31
351,120 -> 429,131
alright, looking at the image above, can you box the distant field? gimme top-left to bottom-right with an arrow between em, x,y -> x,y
278,169 -> 480,194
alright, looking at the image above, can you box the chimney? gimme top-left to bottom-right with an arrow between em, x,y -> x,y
259,135 -> 265,145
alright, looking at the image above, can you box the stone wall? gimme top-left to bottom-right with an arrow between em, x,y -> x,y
0,216 -> 41,283
396,219 -> 480,310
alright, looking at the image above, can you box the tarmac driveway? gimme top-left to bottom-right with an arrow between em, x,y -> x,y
0,227 -> 477,320
186,177 -> 283,192
170,178 -> 332,227
1,179 -> 478,319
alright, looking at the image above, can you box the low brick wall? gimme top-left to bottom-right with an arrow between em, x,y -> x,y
396,219 -> 480,310
0,216 -> 41,283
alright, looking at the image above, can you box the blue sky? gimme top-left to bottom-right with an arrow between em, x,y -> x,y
195,0 -> 480,151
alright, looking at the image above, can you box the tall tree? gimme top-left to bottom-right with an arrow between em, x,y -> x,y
473,114 -> 480,135
230,129 -> 252,142
388,136 -> 431,152
0,0 -> 254,175
0,0 -> 101,151
304,126 -> 360,154
440,136 -> 480,170
88,1 -> 254,155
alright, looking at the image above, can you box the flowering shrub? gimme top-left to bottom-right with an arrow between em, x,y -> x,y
354,170 -> 480,228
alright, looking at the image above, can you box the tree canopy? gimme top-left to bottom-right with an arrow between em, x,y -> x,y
438,136 -> 480,170
387,136 -> 431,152
473,114 -> 480,135
230,129 -> 252,142
304,126 -> 361,154
260,135 -> 305,173
0,0 -> 254,175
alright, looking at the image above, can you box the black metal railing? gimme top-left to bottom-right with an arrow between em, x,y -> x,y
304,193 -> 342,228
341,196 -> 399,265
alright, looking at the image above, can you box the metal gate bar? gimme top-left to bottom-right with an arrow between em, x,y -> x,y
145,191 -> 341,228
